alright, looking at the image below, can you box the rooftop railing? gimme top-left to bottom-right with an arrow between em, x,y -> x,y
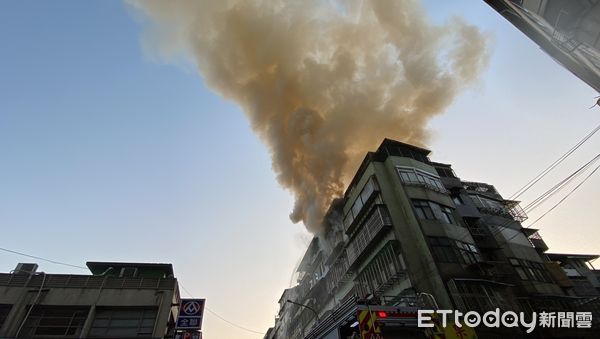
0,273 -> 177,290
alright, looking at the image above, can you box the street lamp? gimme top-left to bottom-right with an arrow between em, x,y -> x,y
286,299 -> 320,323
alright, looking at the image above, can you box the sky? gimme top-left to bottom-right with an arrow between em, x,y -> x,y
0,1 -> 598,338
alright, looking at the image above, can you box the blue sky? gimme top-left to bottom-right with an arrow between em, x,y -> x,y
1,1 -> 599,338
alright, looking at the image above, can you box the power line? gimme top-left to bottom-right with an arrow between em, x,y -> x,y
508,122 -> 600,200
500,161 -> 600,244
522,154 -> 600,212
0,247 -> 87,270
527,163 -> 600,228
179,283 -> 265,335
476,124 -> 600,240
471,152 -> 600,244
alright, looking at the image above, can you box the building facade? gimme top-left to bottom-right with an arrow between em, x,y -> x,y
266,139 -> 600,338
484,0 -> 600,92
0,262 -> 182,338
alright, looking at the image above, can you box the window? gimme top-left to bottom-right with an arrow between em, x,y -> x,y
435,167 -> 457,178
413,200 -> 435,220
509,258 -> 528,280
429,237 -> 481,265
89,307 -> 157,338
395,147 -> 429,163
412,200 -> 455,225
428,237 -> 459,263
452,281 -> 511,312
398,169 -> 418,183
396,167 -> 447,193
440,206 -> 455,224
509,258 -> 551,282
350,197 -> 364,218
455,241 -> 481,265
19,306 -> 88,337
469,194 -> 505,210
343,176 -> 380,230
452,195 -> 463,205
0,304 -> 12,329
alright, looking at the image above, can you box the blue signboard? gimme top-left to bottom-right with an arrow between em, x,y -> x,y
176,299 -> 205,330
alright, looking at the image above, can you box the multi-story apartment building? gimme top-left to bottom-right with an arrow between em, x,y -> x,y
266,139 -> 600,338
0,261 -> 182,338
544,253 -> 600,296
484,0 -> 600,92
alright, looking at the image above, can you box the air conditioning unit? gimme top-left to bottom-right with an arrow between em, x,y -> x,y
14,263 -> 38,275
119,267 -> 138,278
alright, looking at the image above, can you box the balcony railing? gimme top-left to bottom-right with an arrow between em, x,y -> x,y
523,229 -> 548,252
504,200 -> 528,222
477,261 -> 515,283
346,205 -> 392,266
476,206 -> 514,219
465,221 -> 501,249
0,273 -> 177,290
462,181 -> 502,199
325,254 -> 353,294
356,241 -> 406,298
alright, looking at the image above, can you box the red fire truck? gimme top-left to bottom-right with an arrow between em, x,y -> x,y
303,297 -> 426,339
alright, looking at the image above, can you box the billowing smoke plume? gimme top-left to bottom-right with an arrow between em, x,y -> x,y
129,0 -> 489,233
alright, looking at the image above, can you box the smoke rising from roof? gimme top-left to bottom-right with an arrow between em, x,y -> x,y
129,0 -> 489,233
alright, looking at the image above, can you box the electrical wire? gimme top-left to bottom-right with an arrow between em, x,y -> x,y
0,247 -> 87,270
483,152 -> 600,240
508,122 -> 600,200
500,162 -> 600,244
179,283 -> 265,335
522,154 -> 600,212
456,150 -> 600,248
468,123 -> 600,241
527,163 -> 600,228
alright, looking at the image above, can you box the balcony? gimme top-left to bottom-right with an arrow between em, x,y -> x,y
343,176 -> 380,234
476,206 -> 514,219
397,167 -> 449,194
464,220 -> 501,249
346,205 -> 392,266
462,181 -> 503,200
477,261 -> 515,283
504,200 -> 528,222
356,241 -> 406,297
468,194 -> 526,222
325,253 -> 354,294
522,229 -> 548,252
544,262 -> 574,288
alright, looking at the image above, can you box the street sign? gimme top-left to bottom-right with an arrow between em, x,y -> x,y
176,299 -> 205,330
175,331 -> 202,339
